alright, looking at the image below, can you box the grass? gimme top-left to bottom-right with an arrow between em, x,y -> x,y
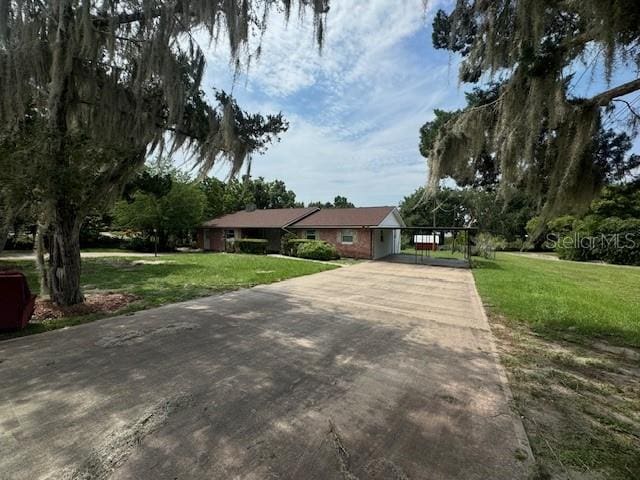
400,247 -> 467,260
472,253 -> 640,479
0,252 -> 336,340
473,252 -> 640,347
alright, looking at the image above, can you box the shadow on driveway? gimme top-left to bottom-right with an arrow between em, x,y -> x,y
0,262 -> 532,479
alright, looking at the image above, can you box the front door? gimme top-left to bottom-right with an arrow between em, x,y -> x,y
203,230 -> 211,250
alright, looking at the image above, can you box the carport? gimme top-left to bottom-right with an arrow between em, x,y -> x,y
376,226 -> 478,268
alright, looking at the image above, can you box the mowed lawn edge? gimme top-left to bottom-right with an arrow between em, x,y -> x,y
472,253 -> 640,347
0,253 -> 337,340
472,253 -> 640,479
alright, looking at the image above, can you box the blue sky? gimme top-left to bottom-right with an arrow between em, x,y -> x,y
200,0 -> 464,207
198,0 -> 639,207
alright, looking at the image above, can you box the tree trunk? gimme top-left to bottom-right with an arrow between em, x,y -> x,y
0,205 -> 14,255
42,0 -> 82,306
47,203 -> 84,306
35,223 -> 50,296
0,221 -> 9,254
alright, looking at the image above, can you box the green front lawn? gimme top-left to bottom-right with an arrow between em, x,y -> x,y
473,253 -> 640,479
400,247 -> 467,260
473,253 -> 640,346
1,253 -> 336,339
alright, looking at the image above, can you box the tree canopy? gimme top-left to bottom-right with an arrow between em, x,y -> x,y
308,196 -> 355,209
0,0 -> 329,305
115,172 -> 206,251
199,175 -> 301,218
400,187 -> 534,243
426,1 -> 640,216
420,85 -> 640,200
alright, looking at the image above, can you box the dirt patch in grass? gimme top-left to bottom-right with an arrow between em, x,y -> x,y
489,315 -> 640,479
34,293 -> 139,321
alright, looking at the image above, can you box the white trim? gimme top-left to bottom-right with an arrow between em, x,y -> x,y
340,229 -> 354,244
377,208 -> 406,228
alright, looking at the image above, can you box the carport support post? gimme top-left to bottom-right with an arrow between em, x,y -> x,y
370,227 -> 373,260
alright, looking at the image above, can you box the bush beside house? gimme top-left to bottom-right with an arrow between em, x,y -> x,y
234,239 -> 269,255
296,241 -> 339,261
281,236 -> 315,256
279,233 -> 339,260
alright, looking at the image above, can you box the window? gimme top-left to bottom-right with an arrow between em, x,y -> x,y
224,229 -> 235,239
341,229 -> 354,244
380,230 -> 384,242
306,230 -> 316,240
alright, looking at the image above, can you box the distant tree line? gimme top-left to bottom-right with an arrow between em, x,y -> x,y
1,165 -> 356,254
308,196 -> 355,209
400,187 -> 536,248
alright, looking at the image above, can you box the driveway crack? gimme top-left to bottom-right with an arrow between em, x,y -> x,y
328,419 -> 359,480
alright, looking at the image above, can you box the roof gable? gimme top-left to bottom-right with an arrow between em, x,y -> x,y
202,207 -> 318,229
290,206 -> 399,228
378,209 -> 406,228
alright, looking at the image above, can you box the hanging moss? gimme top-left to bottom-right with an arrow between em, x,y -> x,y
428,0 -> 640,215
0,0 -> 329,305
0,0 -> 328,175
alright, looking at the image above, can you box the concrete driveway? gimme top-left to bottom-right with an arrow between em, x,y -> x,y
0,262 -> 531,480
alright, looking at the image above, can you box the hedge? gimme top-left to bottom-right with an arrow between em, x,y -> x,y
555,217 -> 640,265
281,236 -> 316,256
296,240 -> 339,261
234,238 -> 269,255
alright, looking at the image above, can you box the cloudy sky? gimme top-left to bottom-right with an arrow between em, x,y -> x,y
198,0 -> 639,207
200,0 -> 465,207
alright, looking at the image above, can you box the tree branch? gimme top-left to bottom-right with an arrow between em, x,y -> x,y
92,9 -> 161,28
612,98 -> 640,120
589,78 -> 640,106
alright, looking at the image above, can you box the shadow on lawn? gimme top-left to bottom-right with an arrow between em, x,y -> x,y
0,259 -> 248,341
491,315 -> 640,479
471,258 -> 504,270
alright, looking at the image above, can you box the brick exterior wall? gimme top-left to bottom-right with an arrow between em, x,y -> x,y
198,226 -> 374,258
197,228 -> 226,251
295,228 -> 372,259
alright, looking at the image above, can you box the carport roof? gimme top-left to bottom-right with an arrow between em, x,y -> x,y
290,206 -> 397,228
201,207 -> 319,229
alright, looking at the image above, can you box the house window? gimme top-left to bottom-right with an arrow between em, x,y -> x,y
380,230 -> 384,242
341,229 -> 354,244
224,229 -> 235,239
306,230 -> 316,240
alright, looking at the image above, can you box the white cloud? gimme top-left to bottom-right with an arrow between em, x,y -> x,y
199,0 -> 465,206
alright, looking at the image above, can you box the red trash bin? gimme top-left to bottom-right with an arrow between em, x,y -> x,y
0,271 -> 36,331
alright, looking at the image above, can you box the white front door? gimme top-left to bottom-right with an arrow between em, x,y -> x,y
203,230 -> 211,250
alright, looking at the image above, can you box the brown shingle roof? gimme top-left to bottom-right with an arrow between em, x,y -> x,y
291,206 -> 397,228
201,207 -> 318,229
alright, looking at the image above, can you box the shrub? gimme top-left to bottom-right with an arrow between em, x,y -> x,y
296,241 -> 339,261
124,235 -> 157,252
554,218 -> 640,265
80,232 -> 124,249
234,238 -> 268,255
280,233 -> 297,255
4,235 -> 35,250
555,233 -> 590,262
472,233 -> 505,259
591,218 -> 640,265
281,236 -> 315,256
503,238 -> 525,251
